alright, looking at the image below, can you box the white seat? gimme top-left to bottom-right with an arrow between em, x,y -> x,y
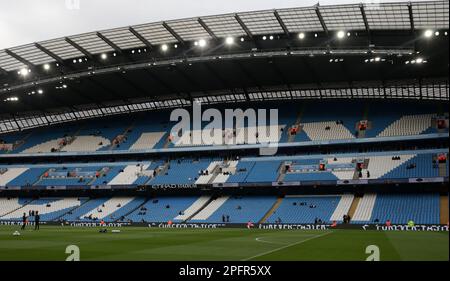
301,121 -> 355,141
21,139 -> 62,154
130,132 -> 165,150
190,196 -> 230,221
81,197 -> 135,220
61,136 -> 110,152
2,198 -> 81,219
352,194 -> 377,222
378,114 -> 435,137
0,168 -> 29,186
108,165 -> 150,185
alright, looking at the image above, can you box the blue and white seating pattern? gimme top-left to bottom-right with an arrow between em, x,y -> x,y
126,197 -> 199,223
150,159 -> 211,185
1,103 -> 446,154
0,194 -> 442,225
0,198 -> 33,216
266,196 -> 341,224
60,198 -> 110,222
105,197 -> 147,222
80,197 -> 137,221
5,168 -> 48,187
0,152 -> 446,188
190,196 -> 277,223
1,198 -> 86,222
352,194 -> 440,225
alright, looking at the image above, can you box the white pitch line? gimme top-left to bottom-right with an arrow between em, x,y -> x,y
242,231 -> 334,261
255,234 -> 317,245
255,237 -> 289,245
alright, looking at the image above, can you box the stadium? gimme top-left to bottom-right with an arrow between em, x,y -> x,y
0,0 -> 448,263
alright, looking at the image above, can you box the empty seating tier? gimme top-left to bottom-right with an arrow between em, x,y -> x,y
1,102 -> 446,154
0,194 -> 442,225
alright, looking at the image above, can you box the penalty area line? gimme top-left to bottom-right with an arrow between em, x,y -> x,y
242,231 -> 334,261
255,234 -> 317,245
255,237 -> 289,245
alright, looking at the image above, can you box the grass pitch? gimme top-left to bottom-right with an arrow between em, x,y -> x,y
0,226 -> 448,261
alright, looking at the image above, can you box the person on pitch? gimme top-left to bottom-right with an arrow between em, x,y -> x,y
34,211 -> 40,230
21,212 -> 27,230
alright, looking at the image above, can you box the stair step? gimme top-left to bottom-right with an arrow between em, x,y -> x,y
259,197 -> 284,224
287,105 -> 305,143
347,196 -> 361,219
438,163 -> 447,177
440,195 -> 449,225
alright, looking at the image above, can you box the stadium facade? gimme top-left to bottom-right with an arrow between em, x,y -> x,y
0,1 -> 448,229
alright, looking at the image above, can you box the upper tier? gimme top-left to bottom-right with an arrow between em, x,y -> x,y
1,101 -> 448,156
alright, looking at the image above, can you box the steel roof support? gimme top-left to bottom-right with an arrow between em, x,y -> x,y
315,6 -> 329,35
34,43 -> 64,64
97,32 -> 122,54
65,37 -> 93,59
129,27 -> 154,49
198,18 -> 218,40
234,14 -> 254,39
4,49 -> 35,69
408,2 -> 415,32
360,4 -> 372,45
163,22 -> 186,45
274,10 -> 291,37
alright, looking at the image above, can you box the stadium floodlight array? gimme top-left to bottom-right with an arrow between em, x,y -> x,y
0,1 -> 448,74
0,46 -> 418,95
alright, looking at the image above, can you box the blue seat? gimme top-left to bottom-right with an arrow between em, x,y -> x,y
267,196 -> 341,224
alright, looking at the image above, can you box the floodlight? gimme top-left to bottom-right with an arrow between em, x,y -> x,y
424,30 -> 433,38
198,39 -> 207,47
19,68 -> 29,76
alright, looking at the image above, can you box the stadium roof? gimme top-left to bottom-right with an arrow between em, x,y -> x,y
0,0 -> 448,124
0,0 -> 448,73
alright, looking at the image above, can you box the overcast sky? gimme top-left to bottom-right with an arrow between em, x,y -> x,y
0,0 -> 428,49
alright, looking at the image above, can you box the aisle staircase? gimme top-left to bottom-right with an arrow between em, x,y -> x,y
440,195 -> 449,224
438,162 -> 447,177
287,105 -> 305,143
110,123 -> 135,150
276,162 -> 286,182
176,196 -> 213,222
259,197 -> 284,224
347,196 -> 361,219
